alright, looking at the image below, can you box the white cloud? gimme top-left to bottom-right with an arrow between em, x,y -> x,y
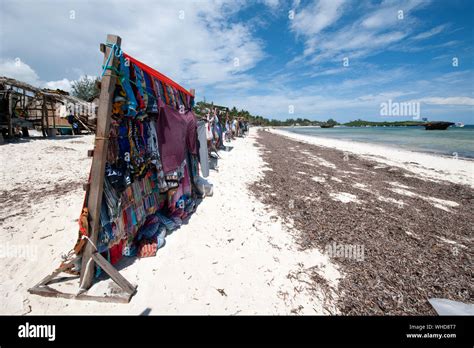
357,91 -> 416,102
308,67 -> 346,77
1,0 -> 472,124
290,0 -> 430,63
217,92 -> 378,119
394,39 -> 460,53
361,0 -> 425,29
0,58 -> 85,93
0,58 -> 40,85
291,0 -> 346,38
44,78 -> 73,92
211,61 -> 474,121
414,97 -> 474,106
412,24 -> 448,40
0,0 -> 264,92
261,0 -> 280,8
216,90 -> 474,122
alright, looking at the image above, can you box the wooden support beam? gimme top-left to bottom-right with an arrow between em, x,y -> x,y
28,285 -> 133,303
80,34 -> 122,290
91,252 -> 136,295
75,115 -> 92,133
37,257 -> 78,286
42,95 -> 48,137
44,96 -> 49,132
7,92 -> 13,137
52,101 -> 56,129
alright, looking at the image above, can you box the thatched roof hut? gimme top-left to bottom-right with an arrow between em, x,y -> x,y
0,76 -> 96,139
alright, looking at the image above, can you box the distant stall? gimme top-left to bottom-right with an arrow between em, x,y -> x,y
0,76 -> 96,140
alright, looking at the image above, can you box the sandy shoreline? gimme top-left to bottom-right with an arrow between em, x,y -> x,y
270,128 -> 474,188
0,131 -> 340,315
0,128 -> 472,315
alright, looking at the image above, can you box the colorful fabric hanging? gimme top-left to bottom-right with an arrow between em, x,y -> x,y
92,48 -> 201,260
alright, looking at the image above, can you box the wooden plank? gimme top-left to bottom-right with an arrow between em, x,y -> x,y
7,92 -> 13,137
91,252 -> 136,295
41,95 -> 47,137
28,286 -> 132,304
76,116 -> 92,133
44,95 -> 49,132
52,100 -> 56,129
37,256 -> 79,286
80,34 -> 122,290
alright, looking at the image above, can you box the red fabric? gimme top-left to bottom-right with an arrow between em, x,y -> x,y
123,52 -> 193,97
109,239 -> 125,265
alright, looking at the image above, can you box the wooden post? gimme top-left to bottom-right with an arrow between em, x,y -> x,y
42,95 -> 49,137
45,98 -> 50,132
7,92 -> 13,137
91,252 -> 136,295
80,34 -> 122,290
40,95 -> 46,137
52,101 -> 56,130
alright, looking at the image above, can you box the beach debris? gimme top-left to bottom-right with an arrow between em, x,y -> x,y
216,288 -> 227,297
251,130 -> 474,315
329,192 -> 361,204
290,305 -> 304,314
311,176 -> 326,183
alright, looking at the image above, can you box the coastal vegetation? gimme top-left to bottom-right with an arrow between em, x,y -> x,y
194,101 -> 429,127
342,119 -> 424,127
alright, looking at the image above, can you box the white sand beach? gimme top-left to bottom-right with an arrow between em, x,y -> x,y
1,128 -> 472,315
0,131 -> 340,315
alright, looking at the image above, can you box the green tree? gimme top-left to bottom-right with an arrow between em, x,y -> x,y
71,75 -> 99,101
230,106 -> 238,117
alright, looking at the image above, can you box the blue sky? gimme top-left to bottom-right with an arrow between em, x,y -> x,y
1,0 -> 473,123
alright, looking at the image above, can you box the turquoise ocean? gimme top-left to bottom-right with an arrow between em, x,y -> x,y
285,125 -> 474,159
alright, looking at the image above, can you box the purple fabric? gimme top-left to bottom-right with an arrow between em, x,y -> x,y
156,104 -> 197,173
184,111 -> 198,156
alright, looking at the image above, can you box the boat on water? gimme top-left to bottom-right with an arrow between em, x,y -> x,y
455,122 -> 465,128
320,123 -> 335,128
424,121 -> 455,130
